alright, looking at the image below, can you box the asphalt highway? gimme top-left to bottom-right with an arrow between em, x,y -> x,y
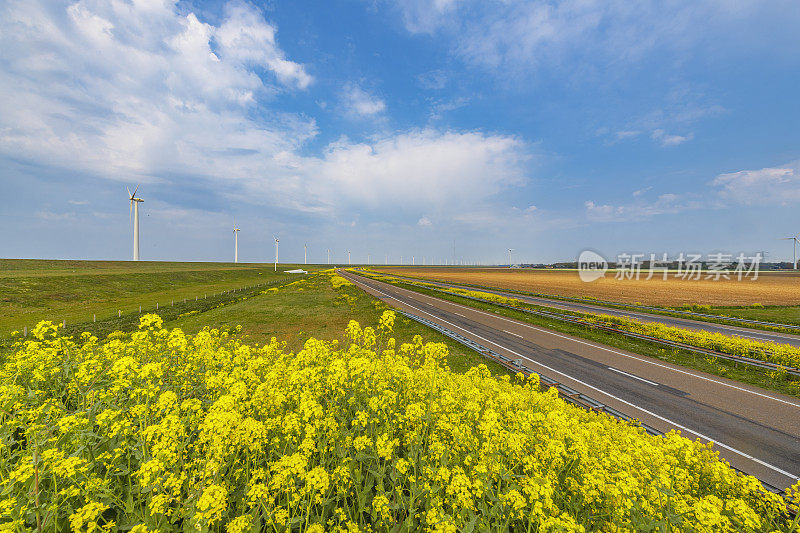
341,269 -> 800,490
362,270 -> 800,347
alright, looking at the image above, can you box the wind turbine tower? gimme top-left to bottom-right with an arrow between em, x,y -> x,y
327,248 -> 331,265
304,243 -> 307,265
233,218 -> 240,263
781,235 -> 799,269
273,235 -> 279,272
127,185 -> 144,261
348,250 -> 351,265
508,248 -> 514,266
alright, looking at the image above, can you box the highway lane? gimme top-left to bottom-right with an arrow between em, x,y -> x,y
361,270 -> 800,347
341,269 -> 800,490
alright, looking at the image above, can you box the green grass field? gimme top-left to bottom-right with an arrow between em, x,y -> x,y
0,259 -> 324,335
0,260 -> 505,375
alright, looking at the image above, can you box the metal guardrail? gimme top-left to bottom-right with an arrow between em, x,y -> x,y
396,309 -> 789,498
397,310 -> 662,437
360,269 -> 800,332
366,272 -> 800,377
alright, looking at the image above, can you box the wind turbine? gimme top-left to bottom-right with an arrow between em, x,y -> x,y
233,217 -> 240,263
327,248 -> 330,265
304,243 -> 307,265
781,235 -> 799,269
273,235 -> 279,272
508,248 -> 514,266
348,250 -> 351,265
127,185 -> 144,261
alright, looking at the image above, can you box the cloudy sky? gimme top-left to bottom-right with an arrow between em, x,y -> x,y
2,0 -> 799,264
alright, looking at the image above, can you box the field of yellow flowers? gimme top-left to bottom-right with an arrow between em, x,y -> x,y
1,312 -> 798,532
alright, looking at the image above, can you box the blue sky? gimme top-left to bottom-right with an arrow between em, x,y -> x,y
2,0 -> 800,264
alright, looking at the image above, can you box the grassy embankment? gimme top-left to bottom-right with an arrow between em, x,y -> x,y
0,259 -> 321,337
0,259 -> 503,375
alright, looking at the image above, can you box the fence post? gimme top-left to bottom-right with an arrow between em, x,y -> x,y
23,326 -> 27,337
139,306 -> 141,313
93,314 -> 96,322
118,310 -> 121,318
156,303 -> 159,310
62,319 -> 65,327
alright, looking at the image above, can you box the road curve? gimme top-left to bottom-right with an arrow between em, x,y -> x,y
361,270 -> 800,347
341,269 -> 800,490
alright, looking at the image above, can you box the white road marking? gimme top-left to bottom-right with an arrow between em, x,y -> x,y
418,276 -> 800,343
345,273 -> 799,481
359,274 -> 800,409
608,367 -> 660,386
504,330 -> 523,338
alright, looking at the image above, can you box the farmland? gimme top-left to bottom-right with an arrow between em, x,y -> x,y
373,267 -> 800,307
2,262 -> 800,530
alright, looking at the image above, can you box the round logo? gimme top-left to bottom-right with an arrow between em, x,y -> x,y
578,250 -> 608,282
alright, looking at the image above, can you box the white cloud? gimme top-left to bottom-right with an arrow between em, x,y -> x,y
307,129 -> 529,213
429,96 -> 469,120
417,216 -> 433,226
342,83 -> 386,116
651,129 -> 693,147
0,0 -> 533,227
615,130 -> 641,140
584,193 -> 693,222
394,0 -> 462,34
390,1 -> 793,77
0,0 -> 314,189
712,162 -> 800,205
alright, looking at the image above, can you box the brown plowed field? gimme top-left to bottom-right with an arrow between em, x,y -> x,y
372,267 -> 800,306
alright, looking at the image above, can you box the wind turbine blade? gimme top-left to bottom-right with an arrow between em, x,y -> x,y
129,199 -> 133,221
132,184 -> 140,198
126,186 -> 132,198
